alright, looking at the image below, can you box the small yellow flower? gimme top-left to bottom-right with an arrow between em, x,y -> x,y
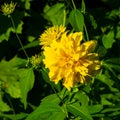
40,25 -> 66,49
43,32 -> 101,90
1,1 -> 16,16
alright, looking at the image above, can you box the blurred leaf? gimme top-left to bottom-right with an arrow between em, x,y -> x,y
101,94 -> 115,105
89,15 -> 97,29
69,9 -> 84,32
0,96 -> 11,112
96,74 -> 118,92
105,58 -> 120,65
0,11 -> 24,42
88,105 -> 103,114
28,36 -> 36,42
19,68 -> 35,109
26,102 -> 66,120
1,113 -> 28,120
67,102 -> 93,120
116,26 -> 120,39
8,56 -> 27,68
74,92 -> 89,106
41,68 -> 61,91
41,94 -> 61,104
81,0 -> 86,13
96,74 -> 114,87
102,30 -> 115,49
44,3 -> 65,25
106,9 -> 120,20
0,59 -> 21,98
21,40 -> 40,50
5,80 -> 21,98
23,0 -> 31,10
101,106 -> 120,114
97,46 -> 107,57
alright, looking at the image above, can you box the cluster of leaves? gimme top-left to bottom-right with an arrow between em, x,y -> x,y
0,0 -> 120,120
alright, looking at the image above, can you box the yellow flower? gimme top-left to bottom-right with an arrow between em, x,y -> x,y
1,1 -> 16,16
43,32 -> 101,90
40,25 -> 66,49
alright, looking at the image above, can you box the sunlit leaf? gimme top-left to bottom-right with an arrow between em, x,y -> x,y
81,0 -> 86,13
67,102 -> 93,120
20,40 -> 39,50
88,105 -> 103,114
44,3 -> 65,25
26,103 -> 66,120
69,9 -> 84,31
1,113 -> 28,120
41,94 -> 61,104
102,30 -> 115,49
74,92 -> 89,106
19,68 -> 35,109
0,96 -> 11,112
0,10 -> 24,42
0,59 -> 21,98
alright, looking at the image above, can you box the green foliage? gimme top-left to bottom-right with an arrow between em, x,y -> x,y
0,11 -> 24,42
69,9 -> 84,32
0,0 -> 120,120
0,96 -> 11,112
19,68 -> 35,109
26,102 -> 66,120
43,3 -> 66,25
102,30 -> 115,49
67,102 -> 93,120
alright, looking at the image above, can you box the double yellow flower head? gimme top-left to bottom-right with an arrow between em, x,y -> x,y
40,25 -> 101,90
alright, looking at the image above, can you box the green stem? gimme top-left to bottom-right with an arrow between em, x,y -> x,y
84,24 -> 89,41
2,88 -> 17,120
71,0 -> 76,9
10,15 -> 29,59
50,83 -> 63,102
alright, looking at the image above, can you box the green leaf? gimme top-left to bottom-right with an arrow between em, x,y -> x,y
20,40 -> 40,50
74,92 -> 89,106
96,74 -> 114,87
0,59 -> 21,98
41,68 -> 61,91
97,45 -> 107,57
96,74 -> 118,92
69,9 -> 84,31
44,3 -> 65,25
102,30 -> 115,49
0,96 -> 11,112
5,80 -> 21,98
0,11 -> 24,42
105,58 -> 120,65
67,102 -> 93,120
81,0 -> 86,13
8,57 -> 27,68
89,15 -> 97,29
88,105 -> 103,114
19,68 -> 35,109
41,94 -> 61,104
26,103 -> 66,120
1,113 -> 28,120
116,26 -> 120,39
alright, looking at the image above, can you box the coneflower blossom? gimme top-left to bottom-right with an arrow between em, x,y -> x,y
40,25 -> 66,49
42,27 -> 101,90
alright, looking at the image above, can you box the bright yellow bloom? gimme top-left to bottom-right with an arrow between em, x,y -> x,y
1,1 -> 16,16
43,32 -> 101,90
40,25 -> 66,49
